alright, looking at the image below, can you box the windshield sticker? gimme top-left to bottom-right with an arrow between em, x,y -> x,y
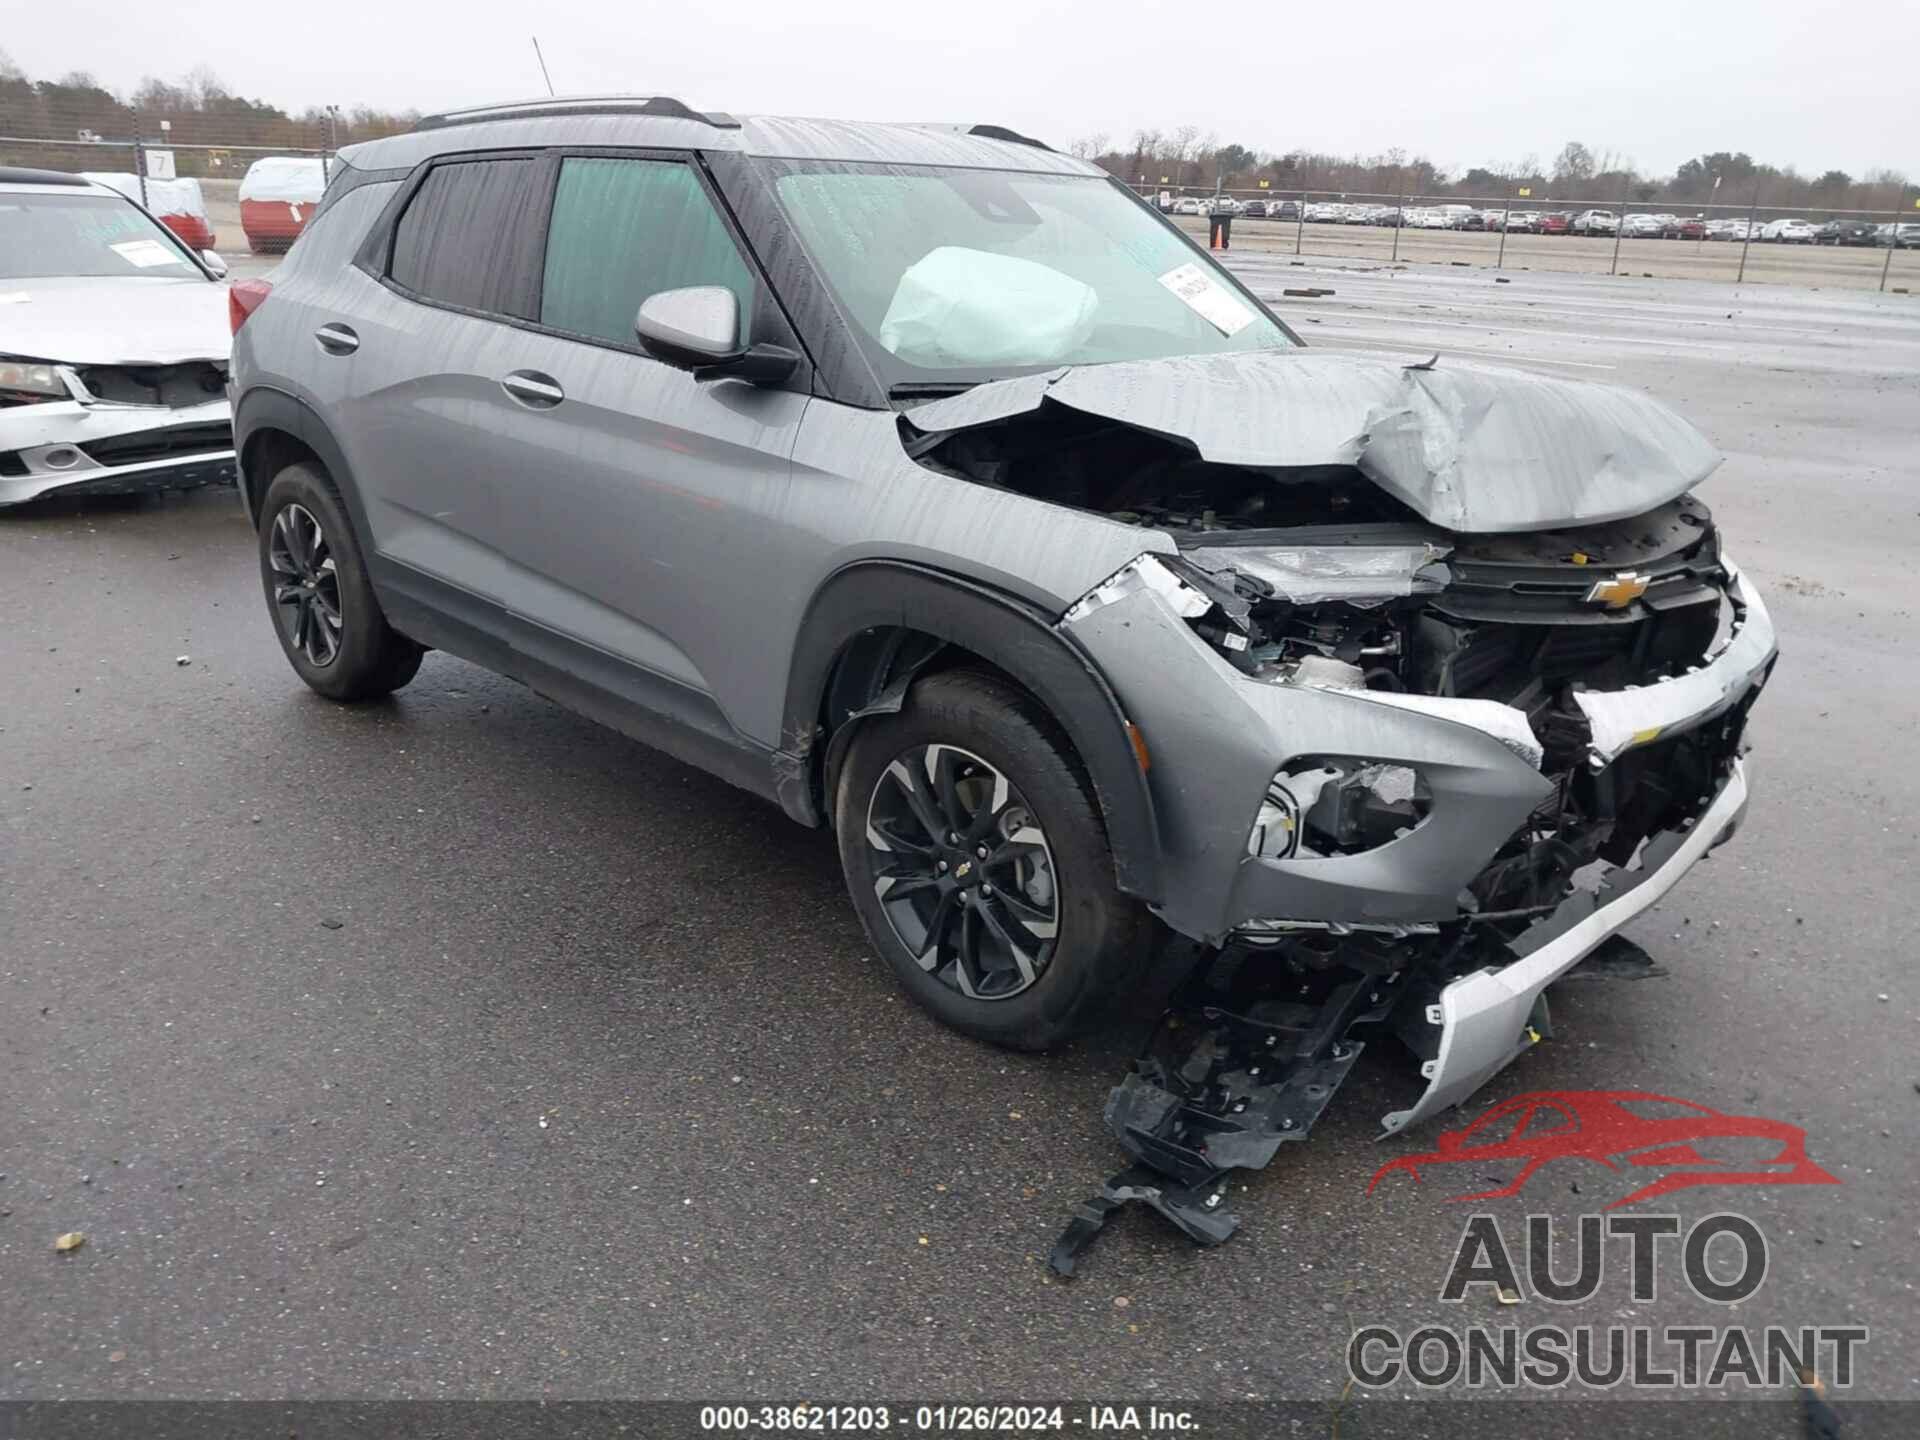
1158,262 -> 1255,337
110,239 -> 179,269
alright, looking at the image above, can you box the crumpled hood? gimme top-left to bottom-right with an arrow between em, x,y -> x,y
904,348 -> 1722,533
0,276 -> 231,367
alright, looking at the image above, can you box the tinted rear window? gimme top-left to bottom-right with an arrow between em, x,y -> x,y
389,157 -> 545,317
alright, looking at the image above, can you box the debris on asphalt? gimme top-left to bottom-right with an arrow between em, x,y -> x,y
1049,947 -> 1389,1276
174,655 -> 190,666
54,1231 -> 86,1253
319,918 -> 344,930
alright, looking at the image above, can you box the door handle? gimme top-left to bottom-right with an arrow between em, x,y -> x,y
500,371 -> 565,408
314,324 -> 359,355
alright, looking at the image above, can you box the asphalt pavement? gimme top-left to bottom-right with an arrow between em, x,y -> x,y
3,261 -> 1916,1424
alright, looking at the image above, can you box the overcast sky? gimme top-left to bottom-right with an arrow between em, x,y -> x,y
7,0 -> 1915,179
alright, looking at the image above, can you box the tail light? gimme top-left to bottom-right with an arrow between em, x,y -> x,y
229,278 -> 274,335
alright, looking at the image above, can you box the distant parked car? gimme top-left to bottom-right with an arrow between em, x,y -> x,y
1813,219 -> 1878,246
1662,216 -> 1707,240
1208,196 -> 1243,217
1499,210 -> 1535,232
0,167 -> 235,508
1538,212 -> 1572,235
1241,198 -> 1267,218
1269,199 -> 1300,221
1621,213 -> 1662,238
1703,218 -> 1750,241
1876,223 -> 1920,248
1172,196 -> 1202,216
1759,217 -> 1815,243
239,156 -> 329,254
1570,210 -> 1618,235
79,172 -> 216,250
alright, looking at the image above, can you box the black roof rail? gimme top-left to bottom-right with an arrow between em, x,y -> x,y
965,124 -> 1054,153
416,95 -> 741,132
0,166 -> 95,186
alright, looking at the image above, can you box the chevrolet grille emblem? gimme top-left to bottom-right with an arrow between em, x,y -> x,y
1584,572 -> 1650,609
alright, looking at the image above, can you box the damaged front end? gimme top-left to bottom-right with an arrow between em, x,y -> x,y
1,356 -> 235,506
1048,520 -> 1772,1267
898,351 -> 1776,1269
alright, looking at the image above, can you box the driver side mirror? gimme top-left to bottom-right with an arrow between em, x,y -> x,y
200,249 -> 229,279
633,286 -> 798,385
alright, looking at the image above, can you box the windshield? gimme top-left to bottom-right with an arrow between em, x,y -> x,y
0,191 -> 202,281
768,162 -> 1295,387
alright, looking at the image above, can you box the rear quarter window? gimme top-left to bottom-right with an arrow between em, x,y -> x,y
388,157 -> 547,318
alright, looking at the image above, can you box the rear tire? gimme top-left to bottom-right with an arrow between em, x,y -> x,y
835,670 -> 1145,1052
257,462 -> 423,702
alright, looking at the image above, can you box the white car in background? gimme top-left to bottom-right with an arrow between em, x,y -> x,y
1571,209 -> 1619,235
1172,196 -> 1202,215
1,167 -> 235,508
1621,213 -> 1663,237
1759,217 -> 1815,243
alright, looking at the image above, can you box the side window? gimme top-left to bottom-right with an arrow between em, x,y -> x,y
389,157 -> 545,317
539,157 -> 755,348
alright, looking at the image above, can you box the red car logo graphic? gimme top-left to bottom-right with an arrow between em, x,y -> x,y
1368,1090 -> 1840,1209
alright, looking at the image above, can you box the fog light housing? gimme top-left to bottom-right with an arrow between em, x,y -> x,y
1248,757 -> 1432,860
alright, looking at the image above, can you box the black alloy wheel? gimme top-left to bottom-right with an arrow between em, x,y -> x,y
863,742 -> 1061,1002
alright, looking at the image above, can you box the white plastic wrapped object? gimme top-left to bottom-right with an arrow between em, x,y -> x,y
879,247 -> 1097,369
80,172 -> 209,221
238,156 -> 328,204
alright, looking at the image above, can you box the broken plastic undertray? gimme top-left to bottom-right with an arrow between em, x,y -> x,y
1049,958 -> 1398,1276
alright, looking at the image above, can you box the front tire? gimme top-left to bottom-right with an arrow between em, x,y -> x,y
258,462 -> 423,701
835,670 -> 1144,1051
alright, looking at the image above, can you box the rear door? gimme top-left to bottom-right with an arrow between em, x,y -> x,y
476,152 -> 813,744
324,152 -> 553,604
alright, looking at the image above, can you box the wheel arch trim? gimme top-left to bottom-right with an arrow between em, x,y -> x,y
778,559 -> 1163,904
233,386 -> 375,543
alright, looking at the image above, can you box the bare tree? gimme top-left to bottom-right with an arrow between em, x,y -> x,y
1168,124 -> 1200,185
1552,141 -> 1595,184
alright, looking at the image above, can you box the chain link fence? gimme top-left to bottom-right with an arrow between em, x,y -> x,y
1,82 -> 384,256
6,74 -> 1916,291
1134,183 -> 1920,293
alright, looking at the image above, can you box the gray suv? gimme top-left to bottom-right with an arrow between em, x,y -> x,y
230,97 -> 1773,1133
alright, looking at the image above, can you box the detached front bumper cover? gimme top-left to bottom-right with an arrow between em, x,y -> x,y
1379,756 -> 1751,1136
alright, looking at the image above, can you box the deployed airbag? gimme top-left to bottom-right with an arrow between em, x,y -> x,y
880,247 -> 1097,369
